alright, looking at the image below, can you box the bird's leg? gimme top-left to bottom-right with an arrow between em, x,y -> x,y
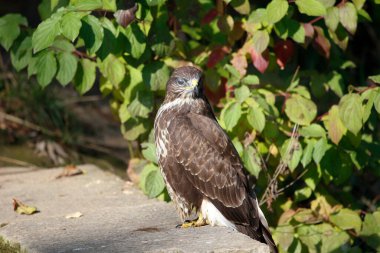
178,213 -> 207,228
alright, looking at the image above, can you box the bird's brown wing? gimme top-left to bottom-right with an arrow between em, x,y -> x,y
167,112 -> 260,230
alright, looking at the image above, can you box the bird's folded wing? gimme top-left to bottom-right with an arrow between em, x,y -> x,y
167,113 -> 259,227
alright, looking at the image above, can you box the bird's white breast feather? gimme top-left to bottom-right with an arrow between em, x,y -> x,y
201,199 -> 236,229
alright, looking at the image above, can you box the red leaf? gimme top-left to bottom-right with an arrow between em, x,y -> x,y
201,8 -> 218,25
206,46 -> 229,68
313,26 -> 331,59
204,77 -> 227,105
249,47 -> 269,74
274,40 -> 295,70
231,52 -> 247,77
303,23 -> 315,46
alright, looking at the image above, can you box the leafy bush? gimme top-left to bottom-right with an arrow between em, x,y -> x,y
1,0 -> 380,251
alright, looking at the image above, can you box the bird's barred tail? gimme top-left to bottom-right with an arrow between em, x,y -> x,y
235,198 -> 278,253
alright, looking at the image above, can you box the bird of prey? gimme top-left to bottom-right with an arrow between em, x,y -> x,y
154,66 -> 277,253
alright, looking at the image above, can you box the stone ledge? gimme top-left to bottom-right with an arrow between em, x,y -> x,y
0,165 -> 270,253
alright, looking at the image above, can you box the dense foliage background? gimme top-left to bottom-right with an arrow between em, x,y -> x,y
1,0 -> 380,251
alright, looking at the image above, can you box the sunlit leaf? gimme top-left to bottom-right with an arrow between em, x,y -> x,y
339,2 -> 358,34
326,105 -> 347,144
285,95 -> 317,125
35,50 -> 57,88
338,93 -> 363,135
295,0 -> 327,16
267,0 -> 289,24
247,106 -> 266,132
80,15 -> 104,54
56,51 -> 78,86
61,12 -> 83,42
32,15 -> 61,53
74,58 -> 96,94
330,208 -> 362,234
221,101 -> 242,131
243,145 -> 262,177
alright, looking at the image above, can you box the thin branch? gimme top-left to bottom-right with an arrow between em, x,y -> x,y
309,16 -> 324,25
0,156 -> 37,167
73,50 -> 97,62
260,124 -> 300,207
0,111 -> 61,137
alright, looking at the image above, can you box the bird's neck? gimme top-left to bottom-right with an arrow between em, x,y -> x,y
156,97 -> 214,120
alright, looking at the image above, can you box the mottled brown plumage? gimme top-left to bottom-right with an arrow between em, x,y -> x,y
154,66 -> 277,253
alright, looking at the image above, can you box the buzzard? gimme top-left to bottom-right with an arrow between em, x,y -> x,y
154,66 -> 277,253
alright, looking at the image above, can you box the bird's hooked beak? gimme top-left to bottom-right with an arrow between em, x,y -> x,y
183,78 -> 200,96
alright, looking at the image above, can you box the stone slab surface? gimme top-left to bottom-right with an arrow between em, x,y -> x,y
0,165 -> 269,253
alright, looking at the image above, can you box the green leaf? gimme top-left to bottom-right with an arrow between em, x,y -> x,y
267,0 -> 289,24
0,14 -> 27,51
32,15 -> 61,53
285,95 -> 317,125
294,187 -> 312,202
301,139 -> 316,167
146,0 -> 167,6
122,118 -> 148,141
10,36 -> 32,72
74,58 -> 96,94
141,142 -> 158,164
252,30 -> 270,54
274,18 -> 305,44
72,0 -> 103,11
35,50 -> 57,88
247,106 -> 266,132
318,0 -> 335,8
330,208 -> 362,234
361,211 -> 380,236
80,15 -> 104,54
326,71 -> 344,97
61,12 -> 83,42
326,105 -> 347,145
325,7 -> 340,31
312,138 -> 331,164
128,91 -> 153,118
230,0 -> 251,15
339,2 -> 358,34
304,164 -> 321,190
241,75 -> 260,85
52,39 -> 75,52
235,85 -> 250,103
338,93 -> 363,135
124,23 -> 146,59
221,102 -> 242,131
299,124 -> 326,138
56,52 -> 78,86
102,0 -> 117,11
295,0 -> 327,16
369,75 -> 380,84
145,168 -> 165,198
281,139 -> 303,171
353,0 -> 366,9
142,61 -> 170,91
99,54 -> 125,87
118,101 -> 131,123
243,145 -> 262,177
273,225 -> 294,251
374,89 -> 380,114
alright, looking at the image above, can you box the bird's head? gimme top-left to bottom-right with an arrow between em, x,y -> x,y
165,66 -> 203,101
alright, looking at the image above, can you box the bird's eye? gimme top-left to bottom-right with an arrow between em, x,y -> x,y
177,78 -> 186,85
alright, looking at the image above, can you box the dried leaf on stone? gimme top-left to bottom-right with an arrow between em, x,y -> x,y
65,212 -> 83,219
56,165 -> 83,179
13,198 -> 39,215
